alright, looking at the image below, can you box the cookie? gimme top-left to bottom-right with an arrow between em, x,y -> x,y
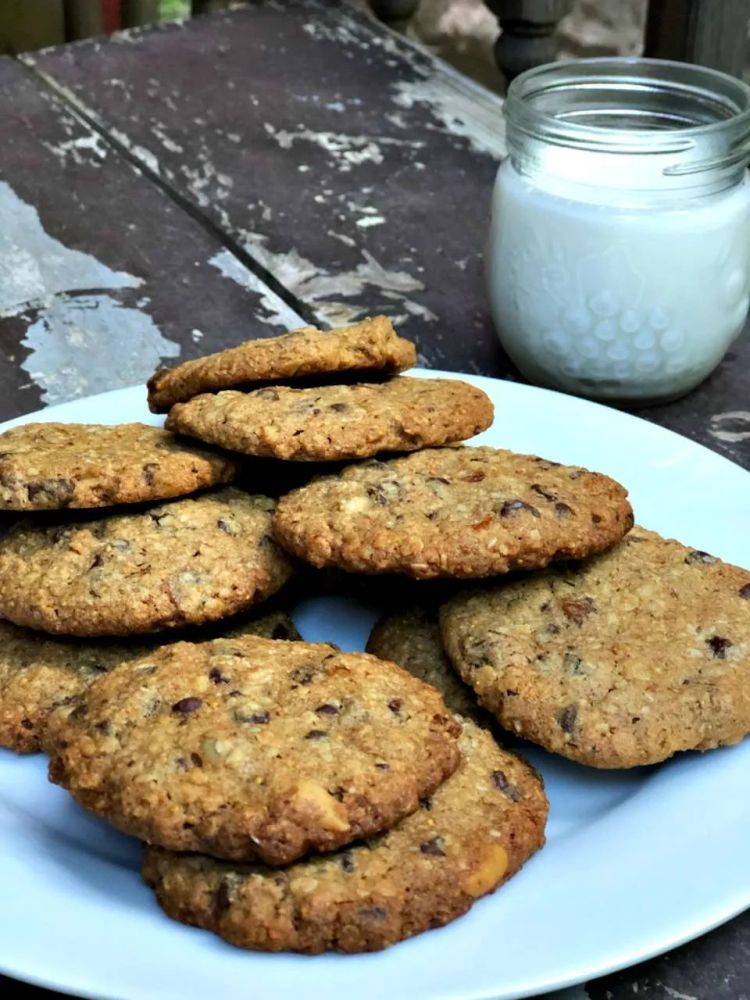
165,377 -> 493,462
367,607 -> 488,724
48,635 -> 462,864
0,611 -> 299,754
440,527 -> 750,768
0,488 -> 293,636
273,446 -> 632,579
0,423 -> 237,510
141,719 -> 547,953
147,316 -> 416,412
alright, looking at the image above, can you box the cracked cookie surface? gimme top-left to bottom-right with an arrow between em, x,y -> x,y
0,488 -> 293,636
148,316 -> 416,412
0,423 -> 237,510
0,610 -> 299,754
165,377 -> 493,461
440,528 -> 750,767
273,446 -> 632,579
47,635 -> 462,864
141,719 -> 547,952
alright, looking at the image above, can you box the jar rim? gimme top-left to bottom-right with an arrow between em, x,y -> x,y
505,57 -> 750,172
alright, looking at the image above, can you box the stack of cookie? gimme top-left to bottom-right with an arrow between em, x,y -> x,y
0,423 -> 299,753
1,313 -> 746,955
0,316 -> 550,955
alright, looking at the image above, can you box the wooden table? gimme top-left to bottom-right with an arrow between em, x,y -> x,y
0,3 -> 747,998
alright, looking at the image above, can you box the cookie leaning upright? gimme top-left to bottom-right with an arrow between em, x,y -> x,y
165,377 -> 493,461
0,487 -> 293,636
273,446 -> 632,578
367,606 -> 491,725
141,719 -> 547,953
0,423 -> 237,510
47,635 -> 462,865
440,527 -> 750,768
147,316 -> 416,412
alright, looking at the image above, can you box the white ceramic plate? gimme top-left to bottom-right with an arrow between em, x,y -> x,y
0,370 -> 748,1000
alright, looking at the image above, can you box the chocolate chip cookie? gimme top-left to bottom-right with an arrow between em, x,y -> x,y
147,316 -> 416,412
367,607 -> 488,724
440,527 -> 750,768
0,488 -> 293,636
141,718 -> 547,952
165,377 -> 493,462
273,446 -> 632,579
0,611 -> 299,754
47,635 -> 462,864
0,423 -> 237,510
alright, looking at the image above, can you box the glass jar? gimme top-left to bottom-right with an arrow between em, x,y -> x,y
487,58 -> 750,404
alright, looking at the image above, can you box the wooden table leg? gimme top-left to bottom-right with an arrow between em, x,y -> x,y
485,0 -> 573,81
369,0 -> 420,22
645,0 -> 750,78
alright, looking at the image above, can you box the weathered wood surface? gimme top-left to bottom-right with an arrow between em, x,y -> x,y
0,55 -> 303,422
25,0 -> 750,468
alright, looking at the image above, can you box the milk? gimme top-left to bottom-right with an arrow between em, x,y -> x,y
487,160 -> 750,403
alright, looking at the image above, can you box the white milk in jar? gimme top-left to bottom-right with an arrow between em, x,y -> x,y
487,59 -> 750,403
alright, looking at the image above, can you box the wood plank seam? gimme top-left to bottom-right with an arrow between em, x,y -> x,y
17,54 -> 320,330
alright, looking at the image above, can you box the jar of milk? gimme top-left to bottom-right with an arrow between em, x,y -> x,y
487,58 -> 750,403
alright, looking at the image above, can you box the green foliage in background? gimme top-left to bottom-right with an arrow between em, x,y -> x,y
159,0 -> 190,19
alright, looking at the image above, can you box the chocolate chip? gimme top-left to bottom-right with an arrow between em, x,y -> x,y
329,402 -> 348,412
426,511 -> 438,520
740,583 -> 750,599
305,729 -> 327,740
491,770 -> 521,801
419,836 -> 446,857
591,513 -> 602,524
685,550 -> 717,565
236,710 -> 271,724
214,882 -> 232,914
330,786 -> 346,802
289,666 -> 316,686
558,705 -> 577,733
142,462 -> 158,486
95,720 -> 111,735
209,667 -> 229,684
367,485 -> 390,506
563,652 -> 584,674
190,752 -> 203,767
531,483 -> 557,502
27,479 -> 75,504
315,703 -> 339,716
560,597 -> 596,624
358,906 -> 386,921
20,718 -> 34,731
555,502 -> 574,518
89,553 -> 104,570
499,499 -> 540,518
388,699 -> 402,714
340,854 -> 355,872
374,762 -> 390,770
272,622 -> 293,639
419,796 -> 432,810
171,697 -> 202,715
707,635 -> 732,658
